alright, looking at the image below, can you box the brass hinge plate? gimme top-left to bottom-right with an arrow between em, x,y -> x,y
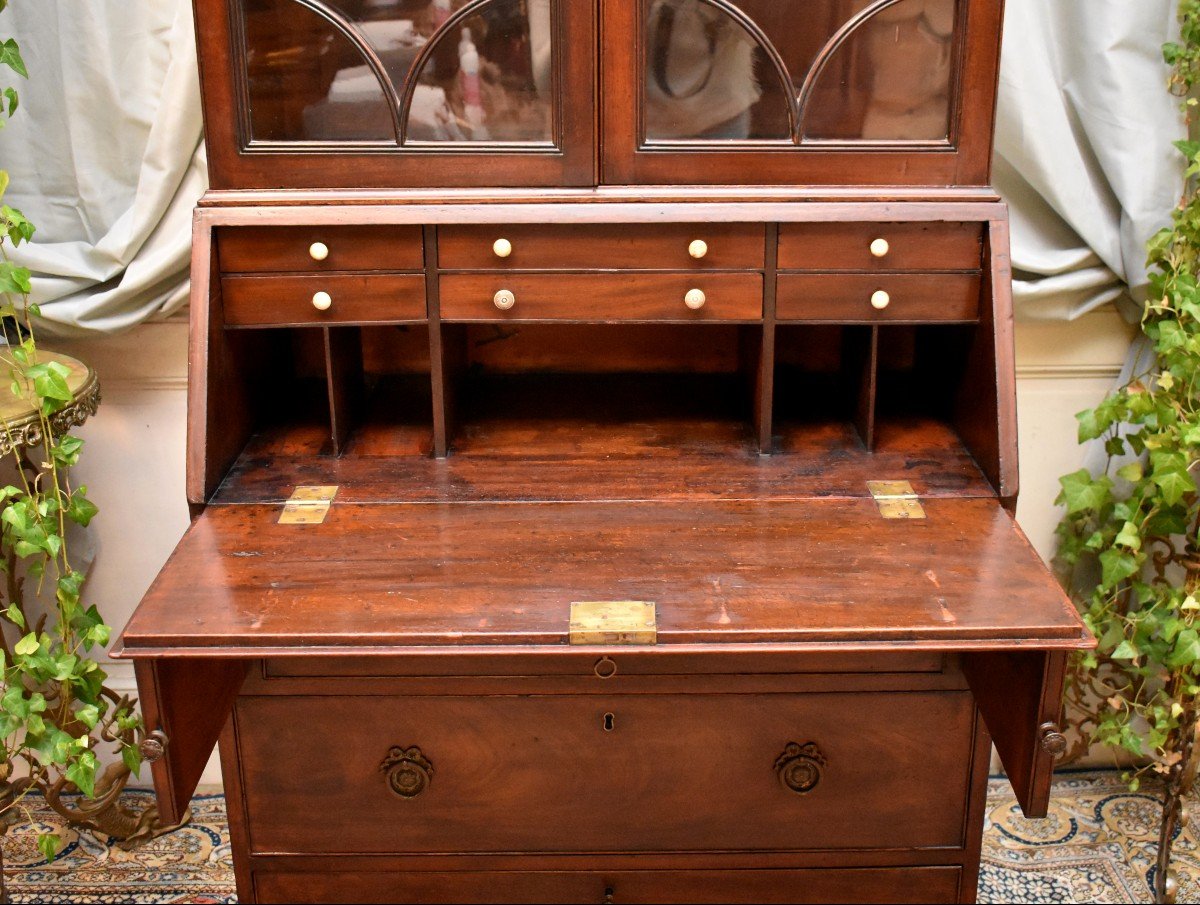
867,480 -> 925,520
569,601 -> 657,646
278,485 -> 339,525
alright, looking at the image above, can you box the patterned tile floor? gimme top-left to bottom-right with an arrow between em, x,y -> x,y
0,770 -> 1196,903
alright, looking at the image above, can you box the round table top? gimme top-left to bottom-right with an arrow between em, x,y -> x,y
0,350 -> 100,455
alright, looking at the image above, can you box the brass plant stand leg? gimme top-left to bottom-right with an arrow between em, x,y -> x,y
1155,717 -> 1200,904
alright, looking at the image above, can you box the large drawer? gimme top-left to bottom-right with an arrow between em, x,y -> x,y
253,866 -> 963,904
438,223 -> 766,270
218,226 -> 425,273
778,222 -> 983,272
222,273 -> 427,326
776,273 -> 981,323
235,690 -> 975,854
439,273 -> 763,322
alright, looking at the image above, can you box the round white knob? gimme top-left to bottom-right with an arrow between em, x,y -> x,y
870,237 -> 890,258
312,291 -> 333,311
493,238 -> 513,258
688,239 -> 708,260
309,242 -> 330,262
870,290 -> 890,310
684,288 -> 707,310
493,289 -> 516,310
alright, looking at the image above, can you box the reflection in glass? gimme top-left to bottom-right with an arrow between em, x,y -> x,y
405,0 -> 553,143
641,0 -> 958,144
804,0 -> 956,140
242,0 -> 395,142
238,0 -> 554,145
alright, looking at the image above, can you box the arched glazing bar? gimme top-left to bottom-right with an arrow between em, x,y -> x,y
794,0 -> 916,142
281,0 -> 405,144
670,0 -> 800,141
397,0 -> 506,145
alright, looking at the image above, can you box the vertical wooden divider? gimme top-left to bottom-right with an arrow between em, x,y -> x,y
426,225 -> 453,458
852,326 -> 880,451
323,326 -> 364,457
756,223 -> 779,453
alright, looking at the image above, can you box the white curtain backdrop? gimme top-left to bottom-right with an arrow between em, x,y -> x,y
0,0 -> 204,337
0,0 -> 1186,334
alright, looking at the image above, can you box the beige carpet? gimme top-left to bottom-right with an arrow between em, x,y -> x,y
1,770 -> 1195,903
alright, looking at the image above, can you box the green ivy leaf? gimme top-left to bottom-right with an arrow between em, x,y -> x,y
1112,640 -> 1140,661
1057,469 -> 1113,514
36,833 -> 59,864
0,38 -> 26,79
1100,547 -> 1142,591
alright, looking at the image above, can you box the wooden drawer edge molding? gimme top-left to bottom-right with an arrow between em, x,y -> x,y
778,222 -> 984,272
218,225 -> 424,273
440,272 -> 763,322
777,273 -> 981,323
222,273 -> 428,327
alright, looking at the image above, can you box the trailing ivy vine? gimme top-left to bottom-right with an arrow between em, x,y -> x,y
1056,1 -> 1200,898
0,0 -> 141,866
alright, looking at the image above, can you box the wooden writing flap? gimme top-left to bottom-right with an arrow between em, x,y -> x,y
962,649 -> 1070,817
134,658 -> 249,825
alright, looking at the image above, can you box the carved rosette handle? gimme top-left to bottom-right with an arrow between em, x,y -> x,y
774,741 -> 827,795
380,746 -> 433,799
1039,722 -> 1068,760
138,730 -> 169,764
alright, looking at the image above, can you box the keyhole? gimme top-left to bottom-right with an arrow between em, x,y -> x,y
603,712 -> 615,732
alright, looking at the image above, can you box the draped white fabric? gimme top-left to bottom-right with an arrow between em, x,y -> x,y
0,0 -> 1185,334
0,0 -> 204,337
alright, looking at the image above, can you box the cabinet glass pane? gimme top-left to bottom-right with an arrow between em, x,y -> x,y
642,0 -> 958,144
404,0 -> 554,143
241,0 -> 396,142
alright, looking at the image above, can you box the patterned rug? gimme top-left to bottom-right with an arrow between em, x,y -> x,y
0,771 -> 1195,903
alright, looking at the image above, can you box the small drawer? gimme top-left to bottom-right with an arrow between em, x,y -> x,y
777,273 -> 981,323
778,222 -> 983,271
439,273 -> 762,322
438,223 -> 766,270
236,690 -> 974,855
254,865 -> 963,904
222,273 -> 427,327
217,226 -> 424,273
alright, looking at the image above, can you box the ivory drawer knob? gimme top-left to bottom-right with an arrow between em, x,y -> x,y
870,290 -> 890,310
870,237 -> 890,258
684,288 -> 707,310
688,239 -> 708,259
493,238 -> 513,258
493,288 -> 516,310
309,242 -> 330,262
312,291 -> 333,311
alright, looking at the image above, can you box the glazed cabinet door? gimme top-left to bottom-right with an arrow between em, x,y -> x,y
600,0 -> 1003,186
196,0 -> 595,188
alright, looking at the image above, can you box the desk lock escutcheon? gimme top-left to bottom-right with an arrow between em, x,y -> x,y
380,746 -> 433,799
775,742 -> 827,795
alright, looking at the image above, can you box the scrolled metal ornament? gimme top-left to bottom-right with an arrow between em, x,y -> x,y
774,741 -> 827,795
380,746 -> 433,799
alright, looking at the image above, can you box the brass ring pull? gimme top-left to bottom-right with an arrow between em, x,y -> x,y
594,656 -> 617,679
380,746 -> 433,799
774,741 -> 827,795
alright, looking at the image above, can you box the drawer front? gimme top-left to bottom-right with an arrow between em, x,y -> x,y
778,222 -> 983,272
254,866 -> 963,904
218,226 -> 424,274
777,273 -> 981,323
237,691 -> 974,854
438,224 -> 766,270
439,273 -> 763,322
222,274 -> 427,327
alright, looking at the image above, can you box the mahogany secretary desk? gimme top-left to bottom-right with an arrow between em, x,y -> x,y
117,1 -> 1091,902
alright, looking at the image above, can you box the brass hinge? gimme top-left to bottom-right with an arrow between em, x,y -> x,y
867,480 -> 925,520
569,601 -> 657,646
278,485 -> 339,525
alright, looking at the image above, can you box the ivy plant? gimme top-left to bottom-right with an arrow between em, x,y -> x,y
1055,2 -> 1200,898
0,1 -> 141,866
